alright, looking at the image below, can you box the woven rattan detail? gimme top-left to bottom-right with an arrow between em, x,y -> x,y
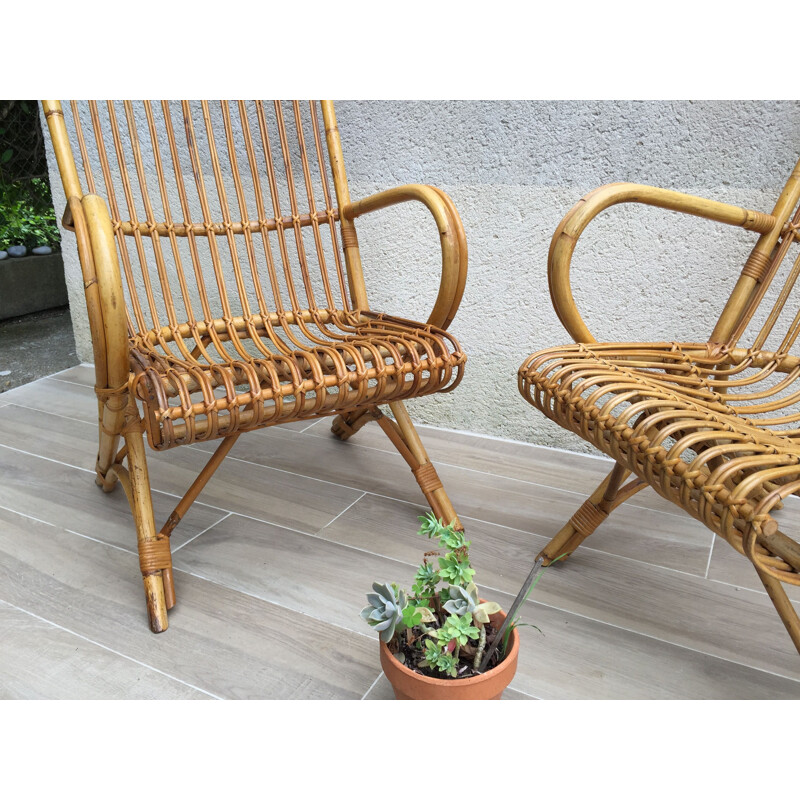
94,382 -> 129,405
412,461 -> 444,495
341,226 -> 359,249
569,499 -> 609,538
138,536 -> 172,575
743,210 -> 775,232
520,341 -> 800,585
131,311 -> 465,449
741,250 -> 772,282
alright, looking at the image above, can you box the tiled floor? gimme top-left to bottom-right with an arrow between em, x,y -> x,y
1,364 -> 799,699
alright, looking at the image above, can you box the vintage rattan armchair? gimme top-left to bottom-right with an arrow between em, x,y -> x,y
519,164 -> 800,656
43,101 -> 467,632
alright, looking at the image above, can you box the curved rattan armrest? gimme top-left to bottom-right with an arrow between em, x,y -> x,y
549,182 -> 777,343
342,184 -> 468,330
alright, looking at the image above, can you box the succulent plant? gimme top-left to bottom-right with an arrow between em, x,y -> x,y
443,582 -> 501,624
437,612 -> 480,647
419,639 -> 459,677
360,582 -> 407,643
437,551 -> 475,586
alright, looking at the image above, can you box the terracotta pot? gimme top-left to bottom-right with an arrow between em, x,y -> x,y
379,608 -> 519,700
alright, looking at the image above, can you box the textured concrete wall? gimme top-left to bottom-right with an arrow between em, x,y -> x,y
45,101 -> 800,453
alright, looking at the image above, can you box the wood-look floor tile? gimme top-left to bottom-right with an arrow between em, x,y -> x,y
199,426 -> 713,576
0,507 -> 378,699
319,493 -> 800,684
304,416 -> 683,516
174,496 -> 800,698
707,532 -> 800,602
173,512 -> 418,633
0,601 -> 209,700
507,594 -> 800,699
0,404 -> 97,466
2,377 -> 97,424
48,364 -> 95,386
0,446 -> 227,552
0,405 -> 363,534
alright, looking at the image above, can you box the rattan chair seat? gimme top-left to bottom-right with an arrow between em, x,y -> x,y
132,310 -> 465,449
521,341 -> 800,450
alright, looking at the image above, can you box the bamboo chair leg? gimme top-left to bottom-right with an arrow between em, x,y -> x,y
380,400 -> 463,531
538,462 -> 641,565
121,427 -> 172,633
756,568 -> 800,655
95,397 -> 122,493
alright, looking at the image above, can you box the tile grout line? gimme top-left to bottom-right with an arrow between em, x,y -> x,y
4,402 -> 98,427
321,492 -> 367,530
172,512 -> 234,552
704,532 -> 717,579
0,502 -> 59,528
0,441 -> 96,474
360,672 -> 384,700
0,598 -> 223,700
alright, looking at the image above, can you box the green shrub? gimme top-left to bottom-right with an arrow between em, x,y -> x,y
0,178 -> 61,251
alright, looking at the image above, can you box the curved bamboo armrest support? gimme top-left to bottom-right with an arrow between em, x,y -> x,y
342,184 -> 467,331
549,182 -> 776,343
81,194 -> 131,411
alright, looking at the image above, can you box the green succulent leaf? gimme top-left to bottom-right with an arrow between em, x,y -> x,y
438,553 -> 476,587
438,612 -> 480,647
420,639 -> 459,677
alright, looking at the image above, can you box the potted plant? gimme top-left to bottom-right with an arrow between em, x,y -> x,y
0,178 -> 60,258
362,513 -> 546,700
0,178 -> 67,319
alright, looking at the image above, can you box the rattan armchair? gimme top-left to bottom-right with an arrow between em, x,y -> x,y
43,101 -> 467,632
519,165 -> 800,656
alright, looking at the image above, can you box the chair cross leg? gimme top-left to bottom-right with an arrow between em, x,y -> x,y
331,402 -> 463,529
756,568 -> 800,655
160,433 -> 240,538
538,462 -> 640,564
381,401 -> 463,531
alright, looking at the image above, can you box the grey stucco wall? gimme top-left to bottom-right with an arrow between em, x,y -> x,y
45,101 -> 800,453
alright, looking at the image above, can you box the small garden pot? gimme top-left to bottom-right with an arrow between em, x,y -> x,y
379,607 -> 519,700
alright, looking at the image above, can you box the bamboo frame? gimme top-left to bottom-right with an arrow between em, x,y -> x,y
520,164 -> 800,656
42,100 -> 468,632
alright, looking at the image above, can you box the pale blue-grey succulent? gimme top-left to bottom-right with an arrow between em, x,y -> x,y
361,582 -> 407,643
443,582 -> 501,624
